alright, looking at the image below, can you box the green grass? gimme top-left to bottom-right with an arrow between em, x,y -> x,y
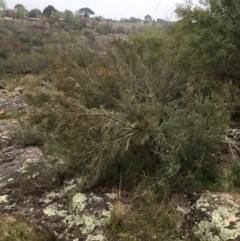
0,112 -> 25,120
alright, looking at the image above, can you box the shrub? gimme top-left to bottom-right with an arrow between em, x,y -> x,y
18,34 -> 30,43
30,36 -> 44,47
96,23 -> 112,35
10,123 -> 44,147
23,39 -> 229,191
116,26 -> 126,34
81,28 -> 95,43
0,52 -> 55,74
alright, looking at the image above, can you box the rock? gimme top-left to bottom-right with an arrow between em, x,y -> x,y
185,192 -> 240,241
0,145 -> 117,240
0,87 -> 28,114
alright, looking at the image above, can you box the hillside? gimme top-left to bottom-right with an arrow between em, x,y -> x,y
1,1 -> 240,240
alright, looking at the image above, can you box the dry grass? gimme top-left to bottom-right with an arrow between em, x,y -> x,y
111,200 -> 129,225
0,75 -> 41,91
0,214 -> 57,241
108,183 -> 193,241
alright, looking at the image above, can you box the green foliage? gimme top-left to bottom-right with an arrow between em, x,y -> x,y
50,10 -> 61,22
96,23 -> 112,35
14,4 -> 25,9
0,113 -> 23,120
174,0 -> 240,82
0,52 -> 55,74
144,14 -> 152,22
16,6 -> 28,19
10,123 -> 44,147
23,33 -> 229,191
30,36 -> 43,47
28,9 -> 41,18
0,37 -> 20,59
43,5 -> 56,18
79,7 -> 95,18
81,28 -> 95,43
18,34 -> 30,43
63,9 -> 74,24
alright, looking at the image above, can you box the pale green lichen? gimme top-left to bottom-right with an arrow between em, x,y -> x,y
72,193 -> 87,214
43,204 -> 58,216
220,228 -> 238,240
89,193 -> 103,202
0,195 -> 8,203
191,194 -> 240,241
41,186 -> 116,238
57,210 -> 68,217
18,164 -> 28,173
86,234 -> 105,241
40,191 -> 64,204
105,193 -> 117,199
81,215 -> 95,234
63,214 -> 83,227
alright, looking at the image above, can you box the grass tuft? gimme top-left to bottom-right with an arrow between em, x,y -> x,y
0,214 -> 57,241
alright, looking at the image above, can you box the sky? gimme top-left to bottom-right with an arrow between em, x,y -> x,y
5,0 -> 199,20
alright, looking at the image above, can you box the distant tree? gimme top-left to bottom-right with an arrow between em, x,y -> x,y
71,18 -> 82,30
14,4 -> 27,18
129,17 -> 139,23
14,4 -> 24,9
63,9 -> 74,24
16,6 -> 28,18
94,16 -> 102,22
50,10 -> 61,22
156,18 -> 166,24
79,7 -> 94,18
43,5 -> 57,18
0,0 -> 6,10
28,9 -> 41,18
144,14 -> 152,23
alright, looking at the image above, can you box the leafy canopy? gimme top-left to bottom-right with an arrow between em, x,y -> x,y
28,9 -> 41,18
144,14 -> 152,22
79,7 -> 95,18
175,0 -> 240,82
14,4 -> 25,9
43,5 -> 57,18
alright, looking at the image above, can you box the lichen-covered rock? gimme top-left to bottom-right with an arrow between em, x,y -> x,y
186,192 -> 240,241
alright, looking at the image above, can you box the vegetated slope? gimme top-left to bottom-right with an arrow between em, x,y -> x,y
2,1 -> 240,239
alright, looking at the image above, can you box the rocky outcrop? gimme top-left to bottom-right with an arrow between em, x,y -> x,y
0,144 -> 117,240
172,191 -> 240,241
185,192 -> 240,241
0,86 -> 117,240
0,87 -> 28,114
